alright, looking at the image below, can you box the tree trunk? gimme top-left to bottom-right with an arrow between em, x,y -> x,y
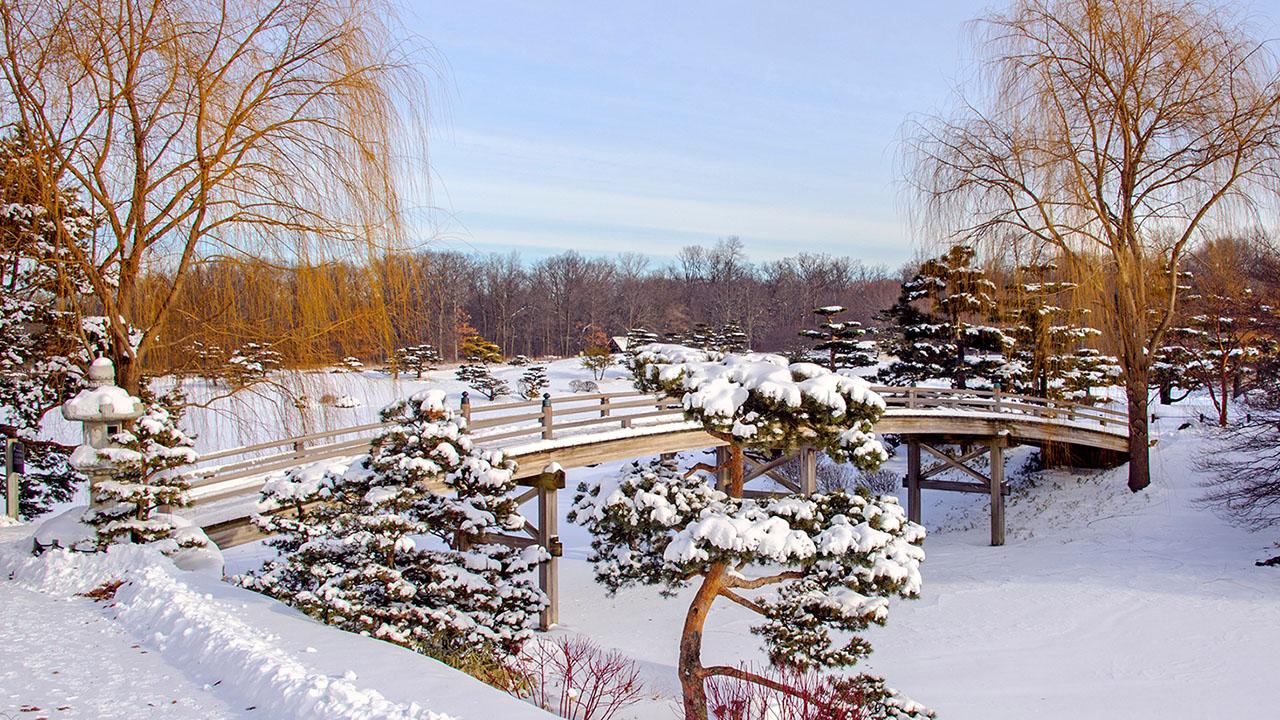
678,564 -> 725,720
1125,373 -> 1151,492
676,442 -> 744,720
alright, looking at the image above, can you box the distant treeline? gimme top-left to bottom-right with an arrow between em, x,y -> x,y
148,237 -> 904,371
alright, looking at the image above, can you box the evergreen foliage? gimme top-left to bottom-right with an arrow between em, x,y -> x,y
83,389 -> 202,552
226,343 -> 282,386
518,365 -> 550,400
239,389 -> 547,663
996,264 -> 1106,399
394,343 -> 442,378
576,344 -> 923,719
456,362 -> 511,400
460,331 -> 503,364
879,246 -> 1009,389
0,128 -> 98,516
579,326 -> 614,381
799,306 -> 877,372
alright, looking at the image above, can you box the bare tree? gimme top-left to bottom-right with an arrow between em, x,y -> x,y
906,0 -> 1280,491
0,0 -> 428,391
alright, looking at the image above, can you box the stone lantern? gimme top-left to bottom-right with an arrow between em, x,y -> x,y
61,358 -> 144,505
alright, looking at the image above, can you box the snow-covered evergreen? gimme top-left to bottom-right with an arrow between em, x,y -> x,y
0,129 -> 98,516
240,389 -> 547,663
799,305 -> 878,372
456,362 -> 512,400
879,246 -> 1008,389
518,365 -> 550,399
395,343 -> 443,378
572,344 -> 924,718
82,389 -> 203,553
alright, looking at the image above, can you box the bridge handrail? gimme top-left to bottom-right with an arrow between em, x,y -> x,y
184,385 -> 1127,502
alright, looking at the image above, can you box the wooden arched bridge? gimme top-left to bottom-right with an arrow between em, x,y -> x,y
181,386 -> 1127,627
184,387 -> 1125,539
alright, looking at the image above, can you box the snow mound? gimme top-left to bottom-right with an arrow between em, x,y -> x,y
0,542 -> 467,720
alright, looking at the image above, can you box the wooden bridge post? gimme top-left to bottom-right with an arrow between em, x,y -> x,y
906,436 -> 921,524
460,392 -> 471,424
990,437 -> 1006,546
599,395 -> 611,418
538,480 -> 560,629
798,447 -> 817,495
541,393 -> 554,440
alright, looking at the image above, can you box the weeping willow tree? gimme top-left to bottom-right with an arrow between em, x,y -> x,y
905,0 -> 1280,492
0,0 -> 431,392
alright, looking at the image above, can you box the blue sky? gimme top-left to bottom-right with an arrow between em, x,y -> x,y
403,1 -> 1277,267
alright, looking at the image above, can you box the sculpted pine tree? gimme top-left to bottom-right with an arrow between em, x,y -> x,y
571,345 -> 928,720
241,389 -> 546,663
880,246 -> 1008,389
998,264 -> 1102,399
800,305 -> 877,372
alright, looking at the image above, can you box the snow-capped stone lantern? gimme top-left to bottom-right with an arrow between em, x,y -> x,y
61,358 -> 144,504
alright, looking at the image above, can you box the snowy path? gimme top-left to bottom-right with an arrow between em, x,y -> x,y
0,581 -> 245,720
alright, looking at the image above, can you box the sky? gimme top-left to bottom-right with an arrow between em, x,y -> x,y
403,1 -> 1279,269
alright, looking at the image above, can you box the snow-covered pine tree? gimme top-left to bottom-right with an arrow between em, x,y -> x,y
83,388 -> 202,552
518,365 -> 550,399
508,354 -> 531,367
571,345 -> 928,720
456,362 -> 511,400
0,128 -> 98,516
240,389 -> 547,666
624,326 -> 660,356
799,305 -> 878,372
226,343 -> 281,386
394,343 -> 442,378
879,245 -> 1008,390
714,321 -> 750,353
996,264 -> 1101,399
1161,283 -> 1271,425
1060,348 -> 1123,405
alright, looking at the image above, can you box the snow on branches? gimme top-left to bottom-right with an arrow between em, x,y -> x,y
570,461 -> 924,671
82,390 -> 203,553
239,388 -> 547,663
599,343 -> 921,719
629,344 -> 888,468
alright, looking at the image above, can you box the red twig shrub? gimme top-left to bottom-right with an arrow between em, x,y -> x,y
513,636 -> 645,720
706,667 -> 866,720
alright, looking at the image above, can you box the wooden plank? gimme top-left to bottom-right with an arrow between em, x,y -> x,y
918,479 -> 1011,496
919,444 -> 991,481
539,485 -> 559,629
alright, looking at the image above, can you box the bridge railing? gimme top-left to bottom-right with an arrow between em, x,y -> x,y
183,385 -> 1127,507
871,386 -> 1128,428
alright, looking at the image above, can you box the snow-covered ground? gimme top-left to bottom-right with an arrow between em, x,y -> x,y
14,358 -> 1280,719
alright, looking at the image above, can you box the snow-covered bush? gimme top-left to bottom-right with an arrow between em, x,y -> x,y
332,356 -> 364,373
239,389 -> 547,665
519,366 -> 550,400
569,379 -> 599,394
394,343 -> 442,378
81,390 -> 203,554
571,345 -> 922,719
512,635 -> 645,720
457,362 -> 512,400
226,343 -> 281,385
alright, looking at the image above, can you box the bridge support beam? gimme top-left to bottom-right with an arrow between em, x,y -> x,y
902,435 -> 1009,546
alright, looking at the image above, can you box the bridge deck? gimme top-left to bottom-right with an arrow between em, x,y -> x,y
180,386 -> 1128,541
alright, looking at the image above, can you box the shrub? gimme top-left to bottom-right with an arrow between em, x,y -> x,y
569,379 -> 599,393
706,667 -> 933,720
512,636 -> 644,720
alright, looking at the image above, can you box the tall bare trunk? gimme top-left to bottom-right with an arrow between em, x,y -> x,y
1125,371 -> 1151,492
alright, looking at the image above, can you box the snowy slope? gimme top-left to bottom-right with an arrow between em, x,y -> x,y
0,537 -> 553,720
513,398 -> 1280,720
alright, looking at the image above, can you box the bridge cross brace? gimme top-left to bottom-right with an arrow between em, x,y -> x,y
905,434 -> 1009,546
